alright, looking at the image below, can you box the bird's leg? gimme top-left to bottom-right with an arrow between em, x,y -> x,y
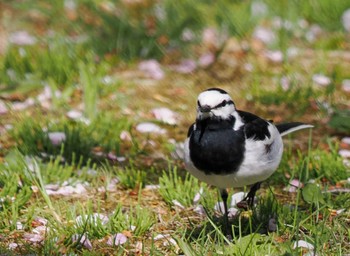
220,188 -> 232,239
236,182 -> 262,209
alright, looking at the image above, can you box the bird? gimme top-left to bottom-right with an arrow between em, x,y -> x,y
184,87 -> 313,238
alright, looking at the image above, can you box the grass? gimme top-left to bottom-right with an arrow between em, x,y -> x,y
1,0 -> 350,254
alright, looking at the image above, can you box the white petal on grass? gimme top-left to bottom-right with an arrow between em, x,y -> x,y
151,107 -> 179,125
337,208 -> 345,214
287,47 -> 300,59
32,225 -> 48,235
284,179 -> 303,193
108,178 -> 120,190
9,31 -> 37,45
107,233 -> 128,246
136,122 -> 166,134
8,242 -> 18,250
293,240 -> 314,250
198,53 -> 215,68
228,207 -> 239,218
45,183 -> 87,196
193,205 -> 206,215
251,1 -> 268,17
230,192 -> 246,207
339,149 -> 350,158
154,234 -> 170,240
171,142 -> 185,160
30,185 -> 39,193
172,59 -> 197,74
11,98 -> 35,111
48,132 -> 66,146
107,152 -> 126,162
144,184 -> 160,190
16,221 -> 24,230
202,27 -> 220,48
341,137 -> 350,145
44,184 -> 60,191
342,9 -> 350,32
120,130 -> 132,141
37,85 -> 61,102
35,216 -> 48,226
265,50 -> 283,63
23,233 -> 44,243
214,201 -> 225,214
280,76 -> 290,91
75,213 -> 109,227
253,26 -> 275,45
343,159 -> 350,168
66,109 -> 90,124
72,234 -> 93,250
181,28 -> 195,42
66,109 -> 83,120
4,124 -> 13,130
244,63 -> 254,72
193,187 -> 204,205
305,24 -> 322,42
341,79 -> 350,92
0,101 -> 8,115
312,74 -> 331,87
138,59 -> 165,80
155,234 -> 178,247
172,200 -> 185,209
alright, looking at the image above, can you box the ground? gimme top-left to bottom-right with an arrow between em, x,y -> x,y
0,0 -> 350,255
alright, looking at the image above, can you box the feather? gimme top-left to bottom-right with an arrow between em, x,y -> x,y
276,122 -> 314,137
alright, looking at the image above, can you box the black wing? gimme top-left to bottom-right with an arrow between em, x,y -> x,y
238,110 -> 271,140
237,110 -> 261,123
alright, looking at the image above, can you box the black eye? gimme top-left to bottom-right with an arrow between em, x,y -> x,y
197,100 -> 201,107
214,100 -> 233,109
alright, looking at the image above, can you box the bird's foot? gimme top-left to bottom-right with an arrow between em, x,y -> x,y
225,233 -> 233,242
236,182 -> 261,210
236,200 -> 250,210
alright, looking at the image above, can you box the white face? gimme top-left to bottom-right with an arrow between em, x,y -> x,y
196,89 -> 236,120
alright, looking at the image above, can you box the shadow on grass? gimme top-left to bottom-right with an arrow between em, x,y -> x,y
185,193 -> 279,242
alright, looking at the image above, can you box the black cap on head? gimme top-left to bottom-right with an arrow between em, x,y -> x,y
205,88 -> 228,94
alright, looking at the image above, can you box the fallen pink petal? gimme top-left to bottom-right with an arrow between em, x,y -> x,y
198,53 -> 215,68
265,50 -> 283,63
136,122 -> 166,134
172,59 -> 197,74
342,9 -> 350,32
48,132 -> 66,146
107,233 -> 128,246
312,74 -> 331,87
342,79 -> 350,92
8,242 -> 18,250
72,234 -> 93,250
66,109 -> 84,120
151,107 -> 179,125
293,240 -> 314,250
138,59 -> 165,80
9,31 -> 37,45
339,149 -> 350,158
23,233 -> 44,243
0,101 -> 8,115
230,192 -> 246,207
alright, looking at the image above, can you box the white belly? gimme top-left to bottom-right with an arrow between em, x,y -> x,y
184,125 -> 283,189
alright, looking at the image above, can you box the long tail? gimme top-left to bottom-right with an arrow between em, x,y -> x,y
276,122 -> 314,137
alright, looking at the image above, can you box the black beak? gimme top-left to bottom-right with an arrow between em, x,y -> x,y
199,105 -> 211,113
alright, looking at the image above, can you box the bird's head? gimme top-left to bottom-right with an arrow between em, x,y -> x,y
196,88 -> 236,120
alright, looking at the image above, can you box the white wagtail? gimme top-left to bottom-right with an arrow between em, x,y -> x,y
184,88 -> 313,237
